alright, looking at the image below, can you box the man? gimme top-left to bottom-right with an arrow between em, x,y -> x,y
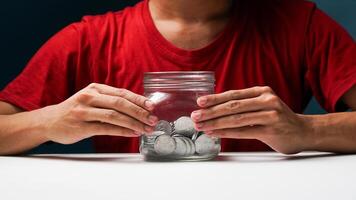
0,0 -> 355,155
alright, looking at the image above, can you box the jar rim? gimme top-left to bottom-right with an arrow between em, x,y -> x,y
144,71 -> 214,75
144,71 -> 215,83
144,71 -> 215,90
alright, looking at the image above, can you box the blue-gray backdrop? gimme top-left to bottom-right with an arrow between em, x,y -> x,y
0,0 -> 355,153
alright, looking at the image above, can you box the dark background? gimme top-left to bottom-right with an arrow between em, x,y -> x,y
0,0 -> 355,153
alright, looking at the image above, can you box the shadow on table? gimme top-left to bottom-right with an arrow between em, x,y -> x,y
24,154 -> 144,164
213,152 -> 349,163
21,152 -> 354,164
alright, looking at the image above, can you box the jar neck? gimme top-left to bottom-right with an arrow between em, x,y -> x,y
144,71 -> 215,91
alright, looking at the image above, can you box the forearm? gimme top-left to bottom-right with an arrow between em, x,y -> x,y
304,111 -> 356,153
0,109 -> 49,155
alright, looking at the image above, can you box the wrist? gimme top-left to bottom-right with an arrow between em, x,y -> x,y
25,107 -> 52,144
298,114 -> 326,152
0,108 -> 50,155
33,106 -> 54,143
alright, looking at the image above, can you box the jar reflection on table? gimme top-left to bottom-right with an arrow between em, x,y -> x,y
140,71 -> 221,161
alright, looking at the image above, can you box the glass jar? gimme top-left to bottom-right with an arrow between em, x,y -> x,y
140,71 -> 221,161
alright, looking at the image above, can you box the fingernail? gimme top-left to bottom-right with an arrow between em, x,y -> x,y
144,126 -> 154,132
198,97 -> 207,106
148,115 -> 158,125
144,100 -> 155,110
191,111 -> 202,121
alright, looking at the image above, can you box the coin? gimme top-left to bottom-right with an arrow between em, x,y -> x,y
154,134 -> 176,156
151,131 -> 166,137
139,145 -> 149,155
186,138 -> 196,155
195,134 -> 219,155
181,137 -> 192,156
155,120 -> 173,135
174,116 -> 197,137
185,137 -> 196,156
173,137 -> 187,156
143,131 -> 165,144
192,131 -> 203,141
139,142 -> 155,155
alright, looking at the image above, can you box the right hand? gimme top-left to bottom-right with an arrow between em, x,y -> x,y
39,83 -> 158,144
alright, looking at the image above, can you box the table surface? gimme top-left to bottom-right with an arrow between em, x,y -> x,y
0,152 -> 355,200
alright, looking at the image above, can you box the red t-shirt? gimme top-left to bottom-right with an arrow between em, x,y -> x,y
0,0 -> 355,153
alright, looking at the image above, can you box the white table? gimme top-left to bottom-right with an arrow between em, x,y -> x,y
0,152 -> 355,200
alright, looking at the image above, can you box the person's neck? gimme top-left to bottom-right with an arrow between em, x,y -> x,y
149,0 -> 233,23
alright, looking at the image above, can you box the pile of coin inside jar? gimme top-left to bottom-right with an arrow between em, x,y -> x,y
140,116 -> 221,159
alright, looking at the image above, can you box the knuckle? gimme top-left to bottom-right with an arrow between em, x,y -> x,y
117,88 -> 128,97
273,100 -> 283,110
135,107 -> 149,119
207,108 -> 217,117
228,100 -> 241,111
268,110 -> 280,122
233,114 -> 243,122
268,95 -> 279,103
262,94 -> 278,104
76,92 -> 94,104
113,97 -> 124,108
134,95 -> 144,105
251,86 -> 261,92
261,86 -> 273,94
87,83 -> 99,90
266,95 -> 282,109
105,110 -> 118,120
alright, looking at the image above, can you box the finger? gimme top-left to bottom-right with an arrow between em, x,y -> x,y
87,83 -> 155,111
89,94 -> 158,126
192,97 -> 262,122
82,108 -> 155,133
197,86 -> 272,108
206,126 -> 266,140
195,111 -> 278,131
85,122 -> 140,137
192,92 -> 282,122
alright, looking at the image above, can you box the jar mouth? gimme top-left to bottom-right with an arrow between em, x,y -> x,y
144,71 -> 215,91
144,71 -> 214,75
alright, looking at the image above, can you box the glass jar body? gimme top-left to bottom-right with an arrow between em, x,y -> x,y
140,72 -> 221,161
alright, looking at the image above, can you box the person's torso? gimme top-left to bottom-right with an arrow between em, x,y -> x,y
75,0 -> 315,152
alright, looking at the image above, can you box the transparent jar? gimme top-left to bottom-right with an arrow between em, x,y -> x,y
140,71 -> 221,161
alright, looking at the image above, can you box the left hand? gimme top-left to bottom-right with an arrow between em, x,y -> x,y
191,86 -> 313,154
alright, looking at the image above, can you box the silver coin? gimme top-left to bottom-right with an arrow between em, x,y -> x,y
173,137 -> 187,156
155,120 -> 173,135
151,131 -> 166,137
174,116 -> 197,137
142,136 -> 155,144
181,137 -> 193,156
191,131 -> 203,141
187,138 -> 196,155
140,145 -> 149,155
154,134 -> 176,156
139,142 -> 155,155
195,134 -> 218,155
184,137 -> 196,156
143,131 -> 165,144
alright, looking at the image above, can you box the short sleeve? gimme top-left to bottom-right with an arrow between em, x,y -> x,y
0,21 -> 90,111
305,7 -> 356,112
